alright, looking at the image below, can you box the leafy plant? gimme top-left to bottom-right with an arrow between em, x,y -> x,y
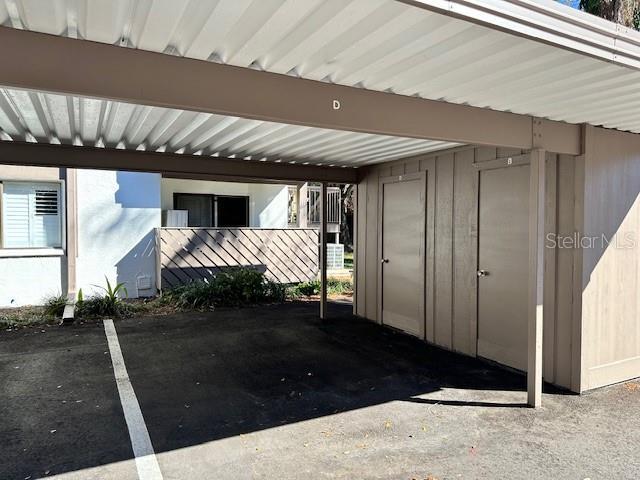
162,268 -> 286,310
93,277 -> 128,302
43,294 -> 68,318
288,281 -> 321,297
76,277 -> 133,318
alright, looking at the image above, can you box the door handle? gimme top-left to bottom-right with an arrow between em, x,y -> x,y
477,269 -> 489,277
381,258 -> 389,264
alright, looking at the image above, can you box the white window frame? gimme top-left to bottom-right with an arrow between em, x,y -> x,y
0,179 -> 66,256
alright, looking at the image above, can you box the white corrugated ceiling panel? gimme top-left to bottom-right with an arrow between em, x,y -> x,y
2,0 -> 640,134
0,87 -> 458,166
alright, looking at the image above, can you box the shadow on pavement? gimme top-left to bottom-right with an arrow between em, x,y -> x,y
1,300 -> 569,478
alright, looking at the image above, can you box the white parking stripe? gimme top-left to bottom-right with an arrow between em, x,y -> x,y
104,319 -> 164,480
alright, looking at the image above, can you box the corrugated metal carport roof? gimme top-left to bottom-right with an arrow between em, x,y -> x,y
2,0 -> 640,134
0,0 -> 639,168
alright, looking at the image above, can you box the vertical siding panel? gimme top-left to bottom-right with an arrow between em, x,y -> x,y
572,151 -> 586,392
405,159 -> 420,174
543,153 -> 558,384
356,180 -> 367,317
352,145 -> 582,392
390,164 -> 404,176
434,154 -> 454,349
424,156 -> 437,343
378,165 -> 392,178
580,127 -> 640,390
365,171 -> 379,322
554,154 -> 576,389
452,150 -> 476,355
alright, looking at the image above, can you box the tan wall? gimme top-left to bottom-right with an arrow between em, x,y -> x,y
0,164 -> 61,181
355,146 -> 579,391
579,126 -> 640,391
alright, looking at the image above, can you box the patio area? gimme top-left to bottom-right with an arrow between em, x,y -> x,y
2,301 -> 639,479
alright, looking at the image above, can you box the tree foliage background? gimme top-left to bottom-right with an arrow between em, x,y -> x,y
577,0 -> 640,29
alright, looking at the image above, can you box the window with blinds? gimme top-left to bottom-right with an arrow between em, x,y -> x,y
1,182 -> 63,249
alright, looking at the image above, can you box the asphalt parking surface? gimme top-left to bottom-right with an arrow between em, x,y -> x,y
2,301 -> 640,479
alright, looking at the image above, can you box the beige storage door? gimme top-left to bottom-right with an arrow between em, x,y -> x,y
477,163 -> 529,371
380,175 -> 425,338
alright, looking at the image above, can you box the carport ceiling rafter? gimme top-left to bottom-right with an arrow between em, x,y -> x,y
0,140 -> 359,184
0,24 -> 581,158
0,0 -> 638,138
0,87 -> 459,168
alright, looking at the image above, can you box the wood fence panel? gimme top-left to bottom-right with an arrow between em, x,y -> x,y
158,228 -> 319,289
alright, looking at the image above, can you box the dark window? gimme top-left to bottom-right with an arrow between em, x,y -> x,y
174,193 -> 249,228
216,196 -> 249,227
174,193 -> 213,227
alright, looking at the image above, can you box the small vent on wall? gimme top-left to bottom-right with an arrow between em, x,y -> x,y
35,189 -> 59,216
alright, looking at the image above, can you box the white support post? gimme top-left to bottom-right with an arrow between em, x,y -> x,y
62,167 -> 78,323
528,148 -> 546,407
352,183 -> 357,316
320,182 -> 328,320
155,228 -> 163,296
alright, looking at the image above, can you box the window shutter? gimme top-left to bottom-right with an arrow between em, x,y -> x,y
2,183 -> 31,248
2,182 -> 62,248
31,186 -> 61,247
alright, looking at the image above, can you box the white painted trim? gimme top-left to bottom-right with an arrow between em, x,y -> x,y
103,319 -> 163,480
586,356 -> 640,391
527,149 -> 546,408
400,0 -> 640,70
0,248 -> 65,258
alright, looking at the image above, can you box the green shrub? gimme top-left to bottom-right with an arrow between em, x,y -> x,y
76,296 -> 135,319
162,268 -> 286,310
287,277 -> 353,298
163,280 -> 214,310
43,294 -> 68,318
76,277 -> 134,319
288,281 -> 320,297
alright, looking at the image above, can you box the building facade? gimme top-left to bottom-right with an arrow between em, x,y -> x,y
0,167 -> 291,307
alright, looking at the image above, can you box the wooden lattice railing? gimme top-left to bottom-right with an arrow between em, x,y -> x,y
156,228 -> 319,289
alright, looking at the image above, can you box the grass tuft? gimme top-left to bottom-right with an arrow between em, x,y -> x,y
43,294 -> 68,318
287,277 -> 353,298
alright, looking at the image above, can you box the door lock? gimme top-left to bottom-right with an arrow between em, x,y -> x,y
477,269 -> 489,277
381,258 -> 389,264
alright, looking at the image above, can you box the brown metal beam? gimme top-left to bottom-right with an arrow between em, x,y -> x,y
0,26 -> 581,155
0,141 -> 358,184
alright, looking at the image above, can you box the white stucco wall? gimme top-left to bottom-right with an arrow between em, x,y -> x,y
76,170 -> 161,298
250,184 -> 289,228
0,256 -> 63,307
161,178 -> 289,227
0,165 -> 65,307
